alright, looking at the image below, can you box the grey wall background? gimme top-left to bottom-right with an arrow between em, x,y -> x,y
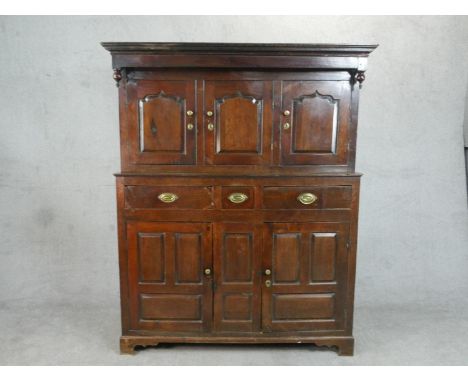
1,16 -> 468,364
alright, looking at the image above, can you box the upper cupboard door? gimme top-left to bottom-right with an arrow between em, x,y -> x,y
126,79 -> 196,165
280,81 -> 351,165
204,81 -> 273,165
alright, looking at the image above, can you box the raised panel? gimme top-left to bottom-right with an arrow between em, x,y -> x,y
175,233 -> 202,284
262,223 -> 349,333
310,233 -> 337,282
139,294 -> 202,320
126,79 -> 196,165
272,293 -> 335,320
138,233 -> 165,283
216,95 -> 262,154
213,223 -> 262,332
280,80 -> 351,166
273,233 -> 300,283
204,80 -> 272,165
127,221 -> 212,332
139,92 -> 185,153
292,92 -> 338,154
222,233 -> 253,283
222,293 -> 252,321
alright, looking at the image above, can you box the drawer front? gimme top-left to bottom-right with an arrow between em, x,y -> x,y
262,186 -> 352,209
221,186 -> 255,209
125,186 -> 214,209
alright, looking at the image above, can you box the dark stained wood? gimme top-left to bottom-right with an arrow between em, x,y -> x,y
125,185 -> 214,209
125,79 -> 196,165
213,223 -> 262,332
106,42 -> 376,356
220,186 -> 255,210
126,222 -> 212,332
204,80 -> 272,165
262,223 -> 349,332
262,186 -> 352,210
281,81 -> 351,165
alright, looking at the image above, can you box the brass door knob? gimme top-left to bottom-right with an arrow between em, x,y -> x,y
186,110 -> 194,116
283,110 -> 290,116
264,269 -> 271,276
207,123 -> 214,131
204,268 -> 212,275
265,280 -> 272,288
187,123 -> 194,130
206,111 -> 213,117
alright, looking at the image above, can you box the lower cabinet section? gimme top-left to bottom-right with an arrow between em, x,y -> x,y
125,221 -> 350,334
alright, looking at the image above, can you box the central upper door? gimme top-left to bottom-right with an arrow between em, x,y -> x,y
204,80 -> 273,165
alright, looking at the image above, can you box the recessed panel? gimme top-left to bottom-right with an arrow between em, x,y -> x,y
216,95 -> 262,154
175,233 -> 202,284
139,93 -> 185,153
272,293 -> 335,320
273,233 -> 300,283
222,293 -> 252,321
280,80 -> 351,166
310,233 -> 337,282
292,92 -> 338,154
223,233 -> 253,283
140,294 -> 202,320
138,233 -> 165,283
204,80 -> 272,165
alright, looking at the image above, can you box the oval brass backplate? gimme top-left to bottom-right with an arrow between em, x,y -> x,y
158,192 -> 179,203
297,192 -> 318,205
228,193 -> 248,204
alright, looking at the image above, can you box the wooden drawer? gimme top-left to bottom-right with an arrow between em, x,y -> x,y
262,186 -> 352,209
125,186 -> 214,209
220,186 -> 255,209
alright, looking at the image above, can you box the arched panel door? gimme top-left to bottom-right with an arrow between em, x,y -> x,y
204,80 -> 273,165
280,81 -> 351,165
126,79 -> 196,165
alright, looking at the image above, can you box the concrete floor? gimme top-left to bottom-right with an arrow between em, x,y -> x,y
1,300 -> 467,365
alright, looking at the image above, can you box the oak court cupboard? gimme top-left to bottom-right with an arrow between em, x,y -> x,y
102,42 -> 377,356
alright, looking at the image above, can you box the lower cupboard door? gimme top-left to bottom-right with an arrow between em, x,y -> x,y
262,223 -> 349,332
213,223 -> 262,332
126,221 -> 213,332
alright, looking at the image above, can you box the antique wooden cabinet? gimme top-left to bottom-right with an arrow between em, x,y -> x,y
102,42 -> 376,356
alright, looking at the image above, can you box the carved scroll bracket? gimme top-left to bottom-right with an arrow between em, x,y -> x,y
113,68 -> 123,87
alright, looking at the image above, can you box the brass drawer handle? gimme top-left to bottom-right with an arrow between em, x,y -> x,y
158,192 -> 179,203
297,192 -> 318,205
228,192 -> 248,204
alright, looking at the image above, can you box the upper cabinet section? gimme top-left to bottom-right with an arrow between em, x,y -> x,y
103,43 -> 376,174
